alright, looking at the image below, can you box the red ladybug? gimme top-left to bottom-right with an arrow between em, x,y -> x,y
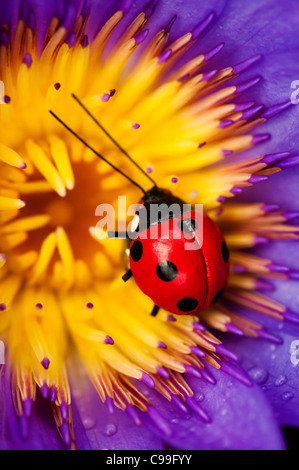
50,95 -> 230,317
124,186 -> 229,316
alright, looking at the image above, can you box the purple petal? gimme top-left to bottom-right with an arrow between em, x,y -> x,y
69,368 -> 164,450
135,365 -> 286,449
220,288 -> 299,428
0,366 -> 65,450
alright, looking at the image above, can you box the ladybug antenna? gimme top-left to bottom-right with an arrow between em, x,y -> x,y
71,93 -> 157,188
49,110 -> 147,194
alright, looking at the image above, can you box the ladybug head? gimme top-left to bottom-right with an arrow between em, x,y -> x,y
133,186 -> 187,233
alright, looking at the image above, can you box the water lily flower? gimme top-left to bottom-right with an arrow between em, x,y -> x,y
1,0 -> 299,450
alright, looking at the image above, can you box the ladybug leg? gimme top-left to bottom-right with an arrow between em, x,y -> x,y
122,269 -> 132,282
150,304 -> 160,317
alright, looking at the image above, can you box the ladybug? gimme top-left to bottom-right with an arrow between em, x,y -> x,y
50,94 -> 230,317
124,186 -> 229,316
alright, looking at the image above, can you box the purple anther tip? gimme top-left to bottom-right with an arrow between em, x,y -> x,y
171,394 -> 189,414
283,310 -> 299,325
232,54 -> 262,75
40,383 -> 49,399
184,365 -> 202,379
144,0 -> 158,19
255,279 -> 275,291
225,322 -> 244,336
233,101 -> 255,113
192,322 -> 206,332
268,263 -> 289,273
156,366 -> 170,379
251,133 -> 271,145
104,335 -> 114,345
254,236 -> 269,245
164,14 -> 177,34
101,93 -> 110,102
218,119 -> 233,128
214,343 -> 239,362
126,404 -> 141,425
220,361 -> 253,387
0,303 -> 6,311
262,204 -> 279,213
204,42 -> 225,62
81,34 -> 89,48
86,302 -> 94,309
261,100 -> 293,119
60,401 -> 69,421
60,422 -> 71,446
248,174 -> 268,184
49,385 -> 57,402
198,142 -> 206,148
105,396 -> 115,414
35,302 -> 43,310
202,70 -> 218,82
278,156 -> 299,170
23,53 -> 32,68
261,151 -> 290,165
54,82 -> 61,90
189,346 -> 206,358
221,149 -> 233,156
185,396 -> 212,423
146,165 -> 153,173
191,11 -> 215,40
3,95 -> 11,104
141,372 -> 155,388
256,329 -> 283,345
22,397 -> 33,418
235,76 -> 262,94
240,104 -> 264,121
158,48 -> 172,64
66,32 -> 76,48
283,211 -> 299,220
157,341 -> 167,349
41,357 -> 50,370
134,29 -> 149,46
167,315 -> 176,322
230,186 -> 243,195
132,122 -> 140,129
171,176 -> 178,183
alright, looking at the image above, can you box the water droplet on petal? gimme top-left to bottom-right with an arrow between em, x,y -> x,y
171,418 -> 179,424
274,375 -> 287,387
83,417 -> 96,430
195,392 -> 205,402
104,423 -> 117,436
248,366 -> 268,385
281,391 -> 294,401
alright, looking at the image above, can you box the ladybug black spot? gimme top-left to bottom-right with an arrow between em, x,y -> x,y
156,261 -> 178,282
211,287 -> 224,304
177,297 -> 198,312
178,218 -> 198,235
130,240 -> 143,262
221,241 -> 230,263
